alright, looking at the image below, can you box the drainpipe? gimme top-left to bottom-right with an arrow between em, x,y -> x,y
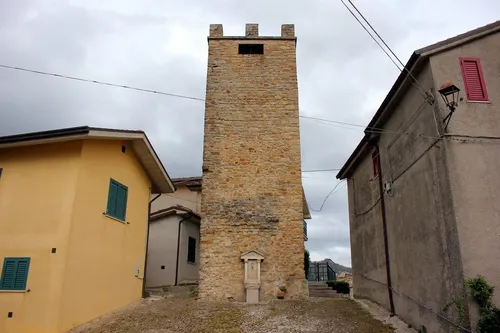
174,216 -> 191,286
142,193 -> 161,299
374,143 -> 396,315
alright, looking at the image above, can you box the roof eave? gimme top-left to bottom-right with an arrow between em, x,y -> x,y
336,136 -> 369,180
86,129 -> 175,194
150,205 -> 201,222
0,126 -> 175,194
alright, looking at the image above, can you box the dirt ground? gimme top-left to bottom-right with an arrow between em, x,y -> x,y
70,297 -> 396,333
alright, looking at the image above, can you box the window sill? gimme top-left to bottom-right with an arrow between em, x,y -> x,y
0,290 -> 27,293
187,261 -> 197,266
466,100 -> 491,104
103,213 -> 128,224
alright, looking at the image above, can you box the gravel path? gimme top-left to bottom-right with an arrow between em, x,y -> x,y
70,298 -> 395,333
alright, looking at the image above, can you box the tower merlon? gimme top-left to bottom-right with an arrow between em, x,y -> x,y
208,23 -> 296,40
246,23 -> 259,37
209,24 -> 223,37
281,24 -> 295,38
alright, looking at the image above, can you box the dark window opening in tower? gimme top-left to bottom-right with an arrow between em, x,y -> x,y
238,44 -> 264,55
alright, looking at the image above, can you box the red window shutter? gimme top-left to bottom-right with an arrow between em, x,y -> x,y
372,151 -> 379,177
460,58 -> 488,101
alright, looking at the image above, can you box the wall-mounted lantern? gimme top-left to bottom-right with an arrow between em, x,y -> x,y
438,81 -> 460,113
438,81 -> 460,129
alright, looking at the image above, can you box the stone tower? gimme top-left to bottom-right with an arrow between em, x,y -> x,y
199,23 -> 309,301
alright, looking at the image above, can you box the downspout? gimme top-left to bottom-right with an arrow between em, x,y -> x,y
142,193 -> 161,299
374,143 -> 396,315
174,216 -> 191,286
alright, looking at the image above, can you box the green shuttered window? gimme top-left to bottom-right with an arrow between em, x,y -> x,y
106,179 -> 128,221
0,257 -> 30,291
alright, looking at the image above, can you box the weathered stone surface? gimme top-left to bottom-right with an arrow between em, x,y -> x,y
245,23 -> 259,37
199,24 -> 308,302
209,24 -> 223,37
281,24 -> 295,38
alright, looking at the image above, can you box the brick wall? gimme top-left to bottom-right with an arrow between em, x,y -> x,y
199,24 -> 308,301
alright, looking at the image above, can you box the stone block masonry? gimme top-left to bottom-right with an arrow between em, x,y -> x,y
199,23 -> 308,301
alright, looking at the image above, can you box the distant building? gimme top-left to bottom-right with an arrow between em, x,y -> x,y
0,126 -> 175,333
146,177 -> 202,288
337,21 -> 500,332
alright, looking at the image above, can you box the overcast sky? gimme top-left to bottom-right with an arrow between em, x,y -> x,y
1,0 -> 498,267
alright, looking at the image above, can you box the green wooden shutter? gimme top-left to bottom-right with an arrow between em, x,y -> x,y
0,258 -> 30,290
107,180 -> 119,217
106,179 -> 128,221
115,184 -> 128,221
0,259 -> 16,289
13,259 -> 30,290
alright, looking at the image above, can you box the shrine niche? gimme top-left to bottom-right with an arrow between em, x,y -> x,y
240,250 -> 264,304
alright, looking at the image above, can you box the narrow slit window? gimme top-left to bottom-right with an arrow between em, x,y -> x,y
238,44 -> 264,55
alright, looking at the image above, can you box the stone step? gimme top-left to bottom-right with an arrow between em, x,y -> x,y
309,288 -> 336,292
308,285 -> 332,290
309,290 -> 343,298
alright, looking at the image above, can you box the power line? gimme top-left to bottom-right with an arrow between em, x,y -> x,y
0,64 -> 205,102
308,180 -> 346,212
300,115 -> 365,128
339,0 -> 432,103
346,0 -> 429,98
0,63 -> 439,140
0,63 -> 437,137
302,168 -> 341,173
302,114 -> 438,140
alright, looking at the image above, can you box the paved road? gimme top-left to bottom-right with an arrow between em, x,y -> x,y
70,297 -> 396,333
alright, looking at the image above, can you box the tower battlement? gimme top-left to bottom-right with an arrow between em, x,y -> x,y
209,23 -> 295,39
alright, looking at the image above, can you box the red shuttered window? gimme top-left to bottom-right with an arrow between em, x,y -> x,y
460,58 -> 488,101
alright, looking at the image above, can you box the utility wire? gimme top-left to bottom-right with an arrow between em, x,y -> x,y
308,180 -> 346,212
345,0 -> 430,100
302,168 -> 341,173
339,0 -> 431,103
303,115 -> 438,140
300,115 -> 365,128
0,64 -> 205,102
0,63 -> 397,134
0,63 -> 438,139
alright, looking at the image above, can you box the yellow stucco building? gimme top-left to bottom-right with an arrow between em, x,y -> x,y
0,126 -> 175,333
